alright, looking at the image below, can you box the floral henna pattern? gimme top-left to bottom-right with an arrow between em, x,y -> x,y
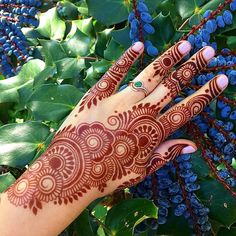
153,41 -> 183,77
7,77 -> 222,215
78,48 -> 139,113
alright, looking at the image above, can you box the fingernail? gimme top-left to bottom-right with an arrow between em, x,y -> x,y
216,75 -> 229,89
181,146 -> 197,154
203,46 -> 215,61
178,41 -> 191,55
132,42 -> 144,52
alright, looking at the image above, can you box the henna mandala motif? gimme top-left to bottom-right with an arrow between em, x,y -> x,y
112,130 -> 138,166
76,123 -> 114,162
153,42 -> 183,77
78,48 -> 139,113
8,173 -> 37,207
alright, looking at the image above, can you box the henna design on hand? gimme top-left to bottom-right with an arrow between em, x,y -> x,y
153,41 -> 184,77
78,48 -> 139,113
6,77 -> 222,215
163,48 -> 207,98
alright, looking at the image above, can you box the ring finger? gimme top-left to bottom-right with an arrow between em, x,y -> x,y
114,40 -> 191,103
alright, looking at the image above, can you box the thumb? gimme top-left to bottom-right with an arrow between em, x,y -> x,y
146,139 -> 197,176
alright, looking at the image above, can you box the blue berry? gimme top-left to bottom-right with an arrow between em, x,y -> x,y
230,0 -> 236,11
221,105 -> 232,118
228,70 -> 236,85
146,45 -> 158,56
223,10 -> 233,25
216,15 -> 225,28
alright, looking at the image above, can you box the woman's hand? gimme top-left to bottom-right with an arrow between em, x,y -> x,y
5,41 -> 228,215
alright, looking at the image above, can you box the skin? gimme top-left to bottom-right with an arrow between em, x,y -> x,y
0,41 -> 229,236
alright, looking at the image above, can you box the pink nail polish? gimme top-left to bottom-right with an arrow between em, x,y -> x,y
203,46 -> 215,61
216,75 -> 229,89
178,41 -> 191,55
132,42 -> 143,52
181,146 -> 196,154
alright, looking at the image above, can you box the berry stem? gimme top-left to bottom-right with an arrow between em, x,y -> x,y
187,123 -> 236,197
173,159 -> 202,235
202,63 -> 236,72
181,0 -> 234,40
131,0 -> 144,67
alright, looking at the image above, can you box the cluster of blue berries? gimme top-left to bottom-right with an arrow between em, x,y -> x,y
130,1 -> 236,234
0,0 -> 41,77
128,0 -> 158,57
131,154 -> 211,234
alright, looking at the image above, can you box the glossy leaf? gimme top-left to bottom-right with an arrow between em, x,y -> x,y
111,26 -> 132,49
27,84 -> 84,121
73,209 -> 94,236
175,0 -> 206,19
37,7 -> 66,40
197,179 -> 236,228
105,198 -> 158,236
150,13 -> 175,50
0,172 -> 16,193
0,122 -> 50,168
0,60 -> 45,104
86,0 -> 130,25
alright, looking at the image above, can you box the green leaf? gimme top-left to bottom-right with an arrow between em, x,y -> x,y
0,122 -> 50,168
27,84 -> 84,121
111,26 -> 132,49
39,39 -> 68,65
56,1 -> 79,20
73,209 -> 94,236
153,208 -> 191,236
105,198 -> 158,236
33,66 -> 58,88
73,18 -> 95,38
92,204 -> 108,223
149,13 -> 175,50
0,172 -> 16,193
197,179 -> 236,228
62,28 -> 92,57
227,36 -> 236,49
0,59 -> 45,104
104,39 -> 124,61
218,226 -> 236,236
95,28 -> 113,58
191,149 -> 209,178
84,60 -> 112,87
86,0 -> 131,25
55,57 -> 86,80
37,7 -> 66,40
175,0 -> 206,19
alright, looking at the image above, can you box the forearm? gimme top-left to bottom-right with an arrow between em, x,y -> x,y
0,136 -> 98,236
0,190 -> 95,236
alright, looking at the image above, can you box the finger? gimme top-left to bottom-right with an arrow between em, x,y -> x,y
140,46 -> 215,113
146,139 -> 197,176
157,74 -> 228,141
114,40 -> 191,103
78,42 -> 144,112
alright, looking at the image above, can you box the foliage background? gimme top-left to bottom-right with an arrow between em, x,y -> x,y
0,0 -> 236,235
